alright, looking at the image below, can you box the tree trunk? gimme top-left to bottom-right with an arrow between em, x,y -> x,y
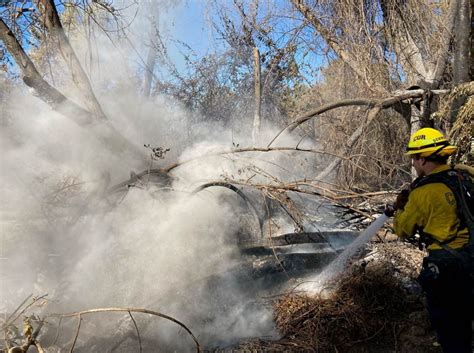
143,44 -> 157,98
453,0 -> 471,85
252,47 -> 262,144
471,0 -> 474,80
449,0 -> 471,128
143,3 -> 159,98
426,0 -> 459,87
35,0 -> 108,121
0,18 -> 146,163
0,19 -> 93,125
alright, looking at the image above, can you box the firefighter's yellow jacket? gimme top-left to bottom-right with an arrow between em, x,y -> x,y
393,164 -> 473,251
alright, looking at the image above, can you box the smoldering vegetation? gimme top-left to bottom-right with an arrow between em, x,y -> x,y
0,89 -> 349,351
0,41 -> 341,351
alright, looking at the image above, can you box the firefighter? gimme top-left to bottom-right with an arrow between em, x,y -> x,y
385,127 -> 473,353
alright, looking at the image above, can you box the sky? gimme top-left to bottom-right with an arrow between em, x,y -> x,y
134,0 -> 327,83
0,0 -> 328,86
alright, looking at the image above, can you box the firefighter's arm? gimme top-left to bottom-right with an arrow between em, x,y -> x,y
393,189 -> 426,239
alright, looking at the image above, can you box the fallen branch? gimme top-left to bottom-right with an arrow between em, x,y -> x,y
194,181 -> 264,239
50,307 -> 201,353
221,179 -> 375,220
108,146 -> 405,194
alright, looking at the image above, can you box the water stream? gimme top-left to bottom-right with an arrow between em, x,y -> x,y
300,214 -> 389,293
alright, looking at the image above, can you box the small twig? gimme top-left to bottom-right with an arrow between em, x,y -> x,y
2,295 -> 47,331
264,194 -> 290,279
2,294 -> 33,329
69,314 -> 81,353
128,311 -> 142,353
332,190 -> 396,200
346,320 -> 387,345
52,316 -> 62,345
146,155 -> 153,186
33,341 -> 46,353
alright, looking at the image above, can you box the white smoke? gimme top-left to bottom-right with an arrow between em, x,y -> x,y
0,2 -> 335,351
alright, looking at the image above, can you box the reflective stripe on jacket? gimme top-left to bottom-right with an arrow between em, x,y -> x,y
393,164 -> 473,251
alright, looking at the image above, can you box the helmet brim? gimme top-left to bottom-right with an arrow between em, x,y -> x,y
405,145 -> 457,157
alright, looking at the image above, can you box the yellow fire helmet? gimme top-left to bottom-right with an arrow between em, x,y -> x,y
406,127 -> 457,157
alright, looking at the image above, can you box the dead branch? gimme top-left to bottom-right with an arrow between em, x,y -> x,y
1,295 -> 33,330
108,145 -> 394,194
268,89 -> 449,148
2,295 -> 47,331
107,147 -> 340,194
290,0 -> 385,93
33,341 -> 46,353
221,179 -> 374,220
266,89 -> 448,182
193,181 -> 264,238
262,188 -> 305,233
5,316 -> 45,353
164,147 -> 355,173
332,190 -> 395,200
50,307 -> 201,353
315,105 -> 382,181
128,311 -> 142,353
263,194 -> 290,277
69,315 -> 81,353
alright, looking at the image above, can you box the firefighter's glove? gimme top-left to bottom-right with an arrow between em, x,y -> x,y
394,189 -> 410,211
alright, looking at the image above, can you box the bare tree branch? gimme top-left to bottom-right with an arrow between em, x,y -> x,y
108,144 -> 410,195
316,106 -> 382,181
268,89 -> 449,147
264,89 -> 447,180
290,0 -> 386,93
